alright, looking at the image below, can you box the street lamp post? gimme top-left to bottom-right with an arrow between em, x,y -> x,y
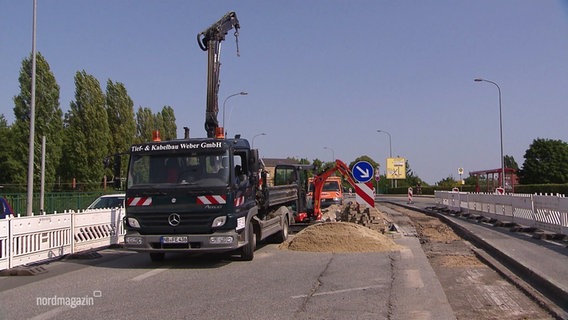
376,130 -> 393,188
474,78 -> 505,189
222,91 -> 247,136
376,130 -> 392,158
252,133 -> 266,148
26,0 -> 38,216
324,146 -> 335,162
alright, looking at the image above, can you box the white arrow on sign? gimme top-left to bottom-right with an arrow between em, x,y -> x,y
356,166 -> 370,179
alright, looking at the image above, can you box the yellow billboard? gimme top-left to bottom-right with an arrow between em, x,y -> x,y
386,157 -> 406,179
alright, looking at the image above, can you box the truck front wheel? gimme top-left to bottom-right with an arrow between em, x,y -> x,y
240,222 -> 256,261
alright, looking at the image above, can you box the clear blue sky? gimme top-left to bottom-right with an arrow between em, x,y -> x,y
1,1 -> 567,184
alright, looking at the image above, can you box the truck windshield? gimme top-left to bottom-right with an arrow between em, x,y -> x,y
323,181 -> 340,191
308,181 -> 341,192
127,150 -> 230,188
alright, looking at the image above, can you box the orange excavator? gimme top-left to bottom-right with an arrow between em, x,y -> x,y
295,159 -> 358,222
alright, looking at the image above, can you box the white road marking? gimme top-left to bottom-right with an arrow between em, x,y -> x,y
29,306 -> 67,320
130,268 -> 170,282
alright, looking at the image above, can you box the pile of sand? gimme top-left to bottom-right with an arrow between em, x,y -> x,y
279,222 -> 401,253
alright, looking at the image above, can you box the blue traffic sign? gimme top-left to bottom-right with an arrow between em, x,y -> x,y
352,161 -> 374,183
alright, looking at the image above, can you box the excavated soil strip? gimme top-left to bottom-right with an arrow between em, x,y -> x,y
279,221 -> 401,253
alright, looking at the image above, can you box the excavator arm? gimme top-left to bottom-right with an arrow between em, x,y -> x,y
197,12 -> 240,138
312,159 -> 358,221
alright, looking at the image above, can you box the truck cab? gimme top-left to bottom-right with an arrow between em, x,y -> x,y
308,176 -> 343,208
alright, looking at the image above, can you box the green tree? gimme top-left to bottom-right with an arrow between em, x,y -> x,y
436,176 -> 458,189
106,80 -> 136,179
504,155 -> 519,170
0,115 -> 16,186
135,106 -> 156,143
519,138 -> 568,184
61,71 -> 109,190
348,156 -> 379,172
311,158 -> 324,176
134,106 -> 178,143
464,175 -> 478,185
156,105 -> 177,140
11,52 -> 63,191
402,159 -> 425,188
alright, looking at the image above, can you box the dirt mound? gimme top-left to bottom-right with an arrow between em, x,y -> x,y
279,222 -> 401,253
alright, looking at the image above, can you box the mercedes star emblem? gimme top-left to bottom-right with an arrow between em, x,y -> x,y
168,213 -> 181,227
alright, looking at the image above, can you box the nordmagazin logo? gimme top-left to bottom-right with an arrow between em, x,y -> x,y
36,291 -> 102,309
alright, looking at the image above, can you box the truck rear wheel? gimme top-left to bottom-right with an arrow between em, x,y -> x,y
149,252 -> 165,262
240,222 -> 256,261
273,216 -> 289,243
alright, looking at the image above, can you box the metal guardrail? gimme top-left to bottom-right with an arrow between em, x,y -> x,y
435,191 -> 568,236
0,208 -> 124,272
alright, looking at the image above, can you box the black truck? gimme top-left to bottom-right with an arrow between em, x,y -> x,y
123,137 -> 310,261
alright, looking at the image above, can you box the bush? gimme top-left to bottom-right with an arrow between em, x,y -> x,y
514,184 -> 568,195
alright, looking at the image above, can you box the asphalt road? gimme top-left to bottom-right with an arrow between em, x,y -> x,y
1,225 -> 454,319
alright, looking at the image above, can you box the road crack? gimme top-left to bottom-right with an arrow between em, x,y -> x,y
295,255 -> 334,315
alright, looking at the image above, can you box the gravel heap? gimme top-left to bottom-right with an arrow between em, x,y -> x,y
279,221 -> 401,253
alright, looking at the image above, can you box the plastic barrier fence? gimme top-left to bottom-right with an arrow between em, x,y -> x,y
435,191 -> 567,236
0,219 -> 8,271
0,208 -> 124,272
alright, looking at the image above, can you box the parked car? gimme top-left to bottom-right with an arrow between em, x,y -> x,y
86,194 -> 125,210
0,197 -> 14,218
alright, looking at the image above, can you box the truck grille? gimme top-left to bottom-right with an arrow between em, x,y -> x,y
136,212 -> 215,234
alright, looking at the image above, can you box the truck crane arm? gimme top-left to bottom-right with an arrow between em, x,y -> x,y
197,11 -> 240,138
312,159 -> 358,221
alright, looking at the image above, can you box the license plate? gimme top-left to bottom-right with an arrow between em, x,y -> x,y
161,236 -> 188,244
